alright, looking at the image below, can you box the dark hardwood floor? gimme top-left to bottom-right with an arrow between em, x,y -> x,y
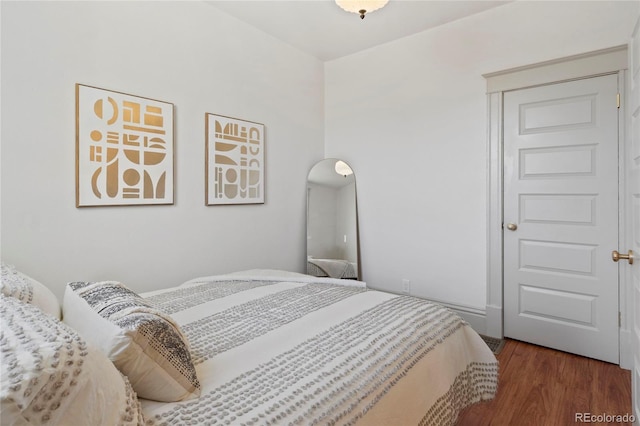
457,339 -> 633,425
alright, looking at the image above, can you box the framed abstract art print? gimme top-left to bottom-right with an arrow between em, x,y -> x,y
205,113 -> 265,205
76,84 -> 174,207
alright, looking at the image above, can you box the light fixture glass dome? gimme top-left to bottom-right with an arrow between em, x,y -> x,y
335,0 -> 389,19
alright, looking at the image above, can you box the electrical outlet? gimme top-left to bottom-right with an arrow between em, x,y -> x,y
402,279 -> 411,295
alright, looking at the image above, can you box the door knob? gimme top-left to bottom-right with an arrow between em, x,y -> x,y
506,223 -> 518,231
612,250 -> 634,265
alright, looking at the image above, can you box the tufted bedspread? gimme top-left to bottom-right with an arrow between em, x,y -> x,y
138,271 -> 498,426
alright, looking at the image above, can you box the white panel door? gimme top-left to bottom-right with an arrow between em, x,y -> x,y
628,14 -> 640,422
504,74 -> 620,363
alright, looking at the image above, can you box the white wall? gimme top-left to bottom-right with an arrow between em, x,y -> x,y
325,1 -> 640,309
1,1 -> 325,300
3,0 -> 638,309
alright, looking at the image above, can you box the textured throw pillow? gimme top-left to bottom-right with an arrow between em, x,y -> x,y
1,262 -> 61,319
62,281 -> 200,402
0,294 -> 144,426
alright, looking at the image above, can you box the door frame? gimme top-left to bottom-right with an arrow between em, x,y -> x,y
484,45 -> 632,367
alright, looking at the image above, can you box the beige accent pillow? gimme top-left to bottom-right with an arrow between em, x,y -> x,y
1,262 -> 61,319
62,281 -> 200,402
0,294 -> 143,425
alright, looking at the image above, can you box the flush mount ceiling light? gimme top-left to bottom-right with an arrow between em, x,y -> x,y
335,0 -> 389,19
335,160 -> 354,177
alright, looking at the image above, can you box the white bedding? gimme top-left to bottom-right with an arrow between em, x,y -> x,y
139,271 -> 498,425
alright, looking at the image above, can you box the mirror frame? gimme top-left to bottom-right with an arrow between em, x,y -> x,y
306,158 -> 361,280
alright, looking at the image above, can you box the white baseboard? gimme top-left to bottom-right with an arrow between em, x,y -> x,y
424,298 -> 487,336
484,304 -> 503,339
620,327 -> 632,370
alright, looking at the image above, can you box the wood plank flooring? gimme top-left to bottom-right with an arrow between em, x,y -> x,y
456,339 -> 633,425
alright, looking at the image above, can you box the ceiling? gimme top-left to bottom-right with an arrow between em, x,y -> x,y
205,0 -> 511,62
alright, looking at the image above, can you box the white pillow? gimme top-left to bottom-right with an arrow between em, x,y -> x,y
1,262 -> 61,319
63,281 -> 201,402
0,294 -> 144,426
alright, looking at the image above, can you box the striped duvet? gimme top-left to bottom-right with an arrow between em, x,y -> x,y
139,271 -> 498,426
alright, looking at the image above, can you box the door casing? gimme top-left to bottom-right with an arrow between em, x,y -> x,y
484,45 -> 632,368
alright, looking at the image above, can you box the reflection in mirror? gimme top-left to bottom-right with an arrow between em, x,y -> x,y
306,159 -> 360,280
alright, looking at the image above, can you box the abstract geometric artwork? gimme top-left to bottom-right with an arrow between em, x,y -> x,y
76,84 -> 174,207
205,113 -> 264,205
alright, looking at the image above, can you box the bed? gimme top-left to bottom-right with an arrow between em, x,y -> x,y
1,265 -> 498,426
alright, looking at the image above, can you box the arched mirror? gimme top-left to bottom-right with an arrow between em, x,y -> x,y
306,159 -> 360,280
